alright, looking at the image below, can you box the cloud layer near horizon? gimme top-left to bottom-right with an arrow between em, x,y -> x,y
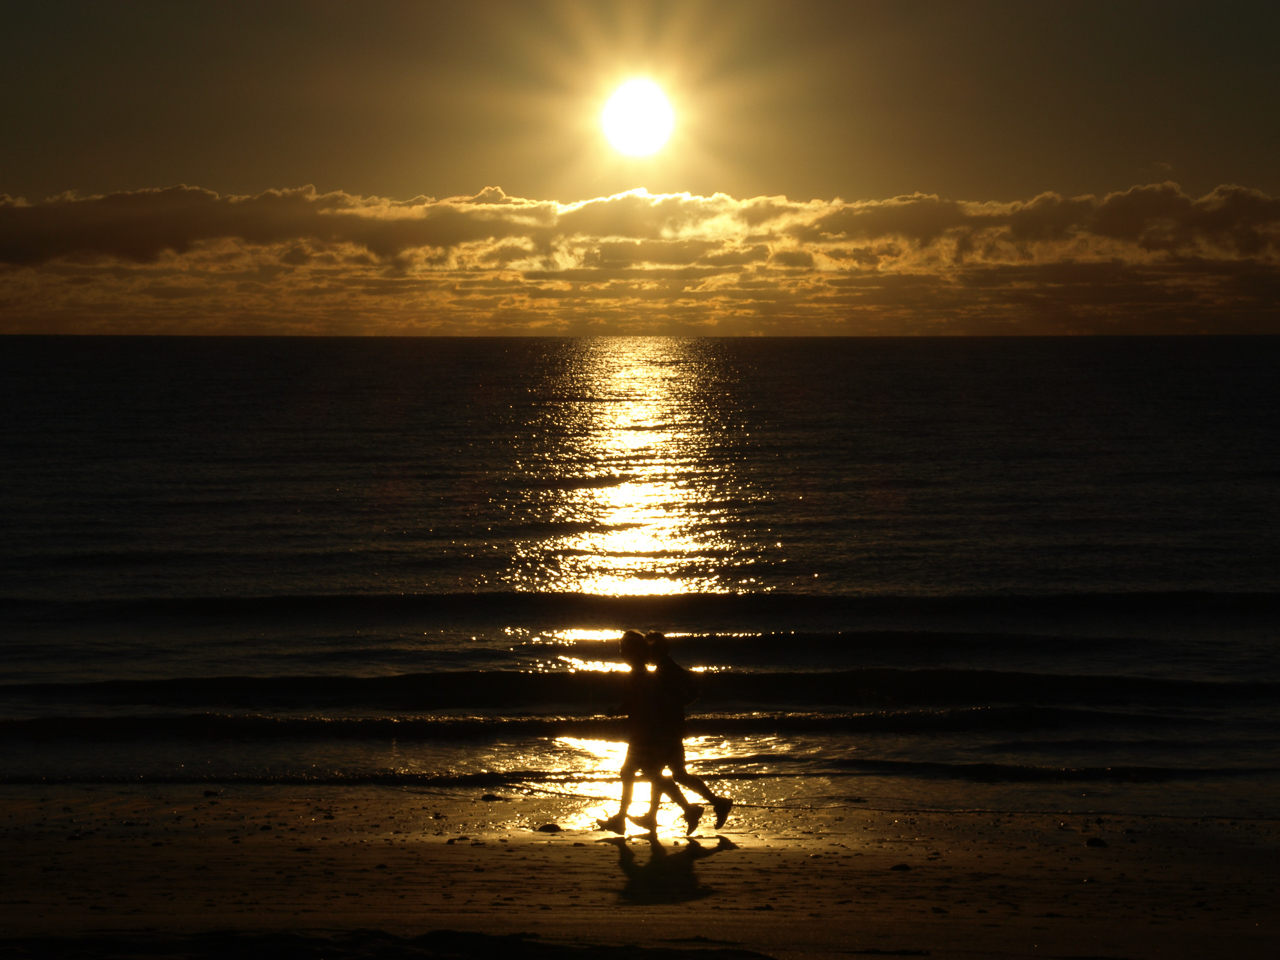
2,182 -> 1278,335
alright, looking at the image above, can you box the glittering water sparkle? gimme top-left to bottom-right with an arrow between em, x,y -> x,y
503,339 -> 768,595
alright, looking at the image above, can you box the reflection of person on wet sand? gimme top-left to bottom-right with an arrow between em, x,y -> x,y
632,631 -> 732,834
598,630 -> 697,834
602,833 -> 737,904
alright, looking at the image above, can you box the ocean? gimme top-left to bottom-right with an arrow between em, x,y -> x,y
2,335 -> 1278,821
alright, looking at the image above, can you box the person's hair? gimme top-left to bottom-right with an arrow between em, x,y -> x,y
620,630 -> 648,661
646,631 -> 669,657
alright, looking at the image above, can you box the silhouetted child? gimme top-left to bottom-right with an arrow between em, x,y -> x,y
635,631 -> 733,834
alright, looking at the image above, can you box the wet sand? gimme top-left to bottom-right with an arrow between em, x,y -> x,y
1,783 -> 1276,959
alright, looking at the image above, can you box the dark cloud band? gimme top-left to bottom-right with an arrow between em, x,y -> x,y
1,182 -> 1277,335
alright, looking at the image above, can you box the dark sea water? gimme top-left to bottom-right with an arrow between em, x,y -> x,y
2,336 -> 1278,819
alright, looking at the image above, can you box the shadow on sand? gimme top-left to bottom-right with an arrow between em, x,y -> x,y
602,833 -> 738,904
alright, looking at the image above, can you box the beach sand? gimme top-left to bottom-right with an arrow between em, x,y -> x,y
1,783 -> 1275,959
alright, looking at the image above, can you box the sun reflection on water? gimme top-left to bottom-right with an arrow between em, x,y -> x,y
539,629 -> 624,643
504,339 -> 764,595
556,736 -> 688,832
556,655 -> 630,672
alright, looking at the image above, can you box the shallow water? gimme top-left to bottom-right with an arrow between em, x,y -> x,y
2,336 -> 1278,816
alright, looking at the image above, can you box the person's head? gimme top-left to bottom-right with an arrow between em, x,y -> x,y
619,630 -> 648,667
646,631 -> 669,660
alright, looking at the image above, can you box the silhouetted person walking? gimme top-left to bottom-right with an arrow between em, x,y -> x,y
635,632 -> 732,834
598,630 -> 695,833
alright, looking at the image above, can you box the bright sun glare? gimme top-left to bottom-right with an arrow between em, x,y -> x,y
602,79 -> 674,156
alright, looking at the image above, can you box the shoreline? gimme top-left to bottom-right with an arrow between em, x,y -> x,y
2,782 -> 1276,959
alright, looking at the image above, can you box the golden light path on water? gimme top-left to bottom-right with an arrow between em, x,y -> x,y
505,338 -> 764,595
496,341 -> 770,820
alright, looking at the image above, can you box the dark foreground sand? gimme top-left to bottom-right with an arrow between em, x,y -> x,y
1,784 -> 1276,959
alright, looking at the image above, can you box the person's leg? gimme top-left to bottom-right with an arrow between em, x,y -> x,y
666,740 -> 716,803
646,776 -> 663,816
655,771 -> 691,813
619,762 -> 636,815
671,764 -> 718,804
630,768 -> 691,831
649,747 -> 703,835
620,773 -> 662,830
670,749 -> 731,830
674,777 -> 704,835
599,759 -> 640,832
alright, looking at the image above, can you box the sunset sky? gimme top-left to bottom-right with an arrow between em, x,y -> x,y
2,0 -> 1278,336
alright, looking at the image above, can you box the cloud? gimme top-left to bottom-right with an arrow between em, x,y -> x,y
1,182 -> 1277,335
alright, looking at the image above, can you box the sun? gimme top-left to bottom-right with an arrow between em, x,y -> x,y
601,79 -> 674,156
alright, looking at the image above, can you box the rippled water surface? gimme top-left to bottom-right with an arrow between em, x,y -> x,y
4,335 -> 1279,599
3,336 -> 1279,816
